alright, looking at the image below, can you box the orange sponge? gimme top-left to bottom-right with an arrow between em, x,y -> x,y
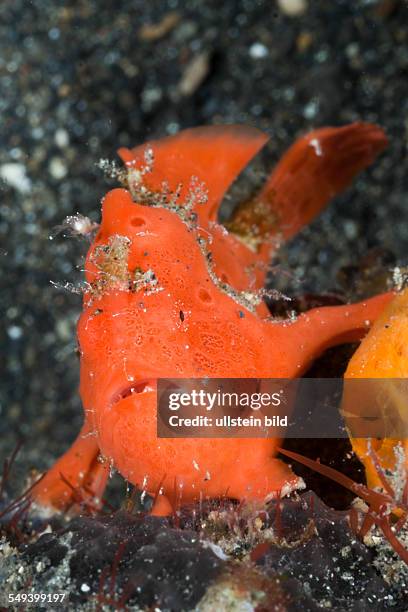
344,288 -> 408,492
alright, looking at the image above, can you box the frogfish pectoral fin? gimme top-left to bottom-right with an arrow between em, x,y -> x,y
30,421 -> 109,513
284,292 -> 394,376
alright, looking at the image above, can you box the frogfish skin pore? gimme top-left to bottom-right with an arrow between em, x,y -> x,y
32,123 -> 393,515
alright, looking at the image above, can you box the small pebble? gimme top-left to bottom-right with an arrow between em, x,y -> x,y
56,319 -> 72,341
278,0 -> 308,17
297,31 -> 313,52
0,163 -> 31,194
249,42 -> 268,59
49,157 -> 67,179
141,87 -> 163,111
303,99 -> 319,119
54,128 -> 69,148
344,220 -> 358,240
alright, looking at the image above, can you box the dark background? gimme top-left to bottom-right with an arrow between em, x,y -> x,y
1,0 -> 407,487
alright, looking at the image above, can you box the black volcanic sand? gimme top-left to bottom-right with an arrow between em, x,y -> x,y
1,0 -> 408,609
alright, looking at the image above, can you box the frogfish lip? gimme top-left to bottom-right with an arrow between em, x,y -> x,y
109,379 -> 156,408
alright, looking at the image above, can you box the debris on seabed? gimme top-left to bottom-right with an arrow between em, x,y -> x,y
138,11 -> 181,42
50,214 -> 99,240
178,51 -> 211,97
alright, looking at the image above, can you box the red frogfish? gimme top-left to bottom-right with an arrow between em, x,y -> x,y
31,123 -> 392,515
